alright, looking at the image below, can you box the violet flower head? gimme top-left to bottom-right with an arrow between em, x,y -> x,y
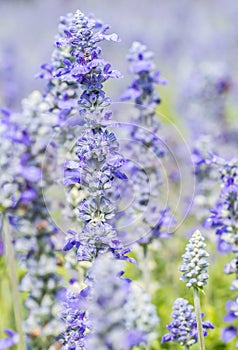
58,280 -> 89,350
124,283 -> 159,346
179,230 -> 209,289
58,10 -> 128,262
121,41 -> 166,166
59,253 -> 158,349
119,41 -> 174,245
40,10 -> 121,127
0,91 -> 65,348
63,124 -> 127,261
192,136 -> 219,182
0,108 -> 28,212
178,61 -> 231,137
204,160 -> 238,255
203,158 -> 238,346
191,136 -> 221,222
0,91 -> 57,213
121,41 -> 167,111
85,253 -> 155,350
38,12 -> 79,125
161,298 -> 214,347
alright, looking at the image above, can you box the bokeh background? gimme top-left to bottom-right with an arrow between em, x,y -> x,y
1,0 -> 238,110
1,1 -> 238,349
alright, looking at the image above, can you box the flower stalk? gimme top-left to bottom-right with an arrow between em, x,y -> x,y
2,217 -> 26,350
193,287 -> 205,350
142,245 -> 150,293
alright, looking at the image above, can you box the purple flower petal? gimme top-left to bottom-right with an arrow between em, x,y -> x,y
222,326 -> 237,343
217,238 -> 232,254
161,333 -> 172,343
21,166 -> 41,182
20,189 -> 37,203
0,329 -> 19,350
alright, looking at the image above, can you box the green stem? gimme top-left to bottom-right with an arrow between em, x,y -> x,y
142,245 -> 150,350
193,287 -> 205,350
142,245 -> 150,293
184,345 -> 190,350
0,253 -> 6,338
3,217 -> 26,350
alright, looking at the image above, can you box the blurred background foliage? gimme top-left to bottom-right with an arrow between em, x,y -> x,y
1,0 -> 238,349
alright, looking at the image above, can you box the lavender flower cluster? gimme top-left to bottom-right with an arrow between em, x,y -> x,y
119,41 -> 174,245
0,91 -> 64,348
162,298 -> 213,347
200,157 -> 238,345
58,253 -> 159,350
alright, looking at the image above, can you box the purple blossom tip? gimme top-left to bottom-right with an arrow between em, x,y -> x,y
161,333 -> 172,343
222,326 -> 237,343
0,329 -> 19,350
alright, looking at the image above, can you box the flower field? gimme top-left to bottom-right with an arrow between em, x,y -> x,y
0,1 -> 238,349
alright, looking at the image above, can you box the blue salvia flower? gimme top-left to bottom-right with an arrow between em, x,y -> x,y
161,298 -> 214,348
85,253 -> 152,350
38,10 -> 126,249
191,132 -> 238,229
15,93 -> 64,348
182,63 -> 236,230
39,10 -> 121,128
18,217 -> 64,348
124,283 -> 159,346
58,253 -> 159,349
203,158 -> 238,344
191,137 -> 221,222
178,61 -> 231,137
63,129 -> 126,262
0,329 -> 19,350
35,12 -> 136,349
38,12 -> 79,126
0,108 -> 28,213
54,9 -> 121,126
0,92 -> 65,349
121,42 -> 166,106
188,63 -> 237,225
49,10 -> 128,262
0,91 -> 58,214
120,41 -> 174,244
204,160 -> 238,255
0,94 -> 53,210
58,279 -> 89,350
179,230 -> 209,289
